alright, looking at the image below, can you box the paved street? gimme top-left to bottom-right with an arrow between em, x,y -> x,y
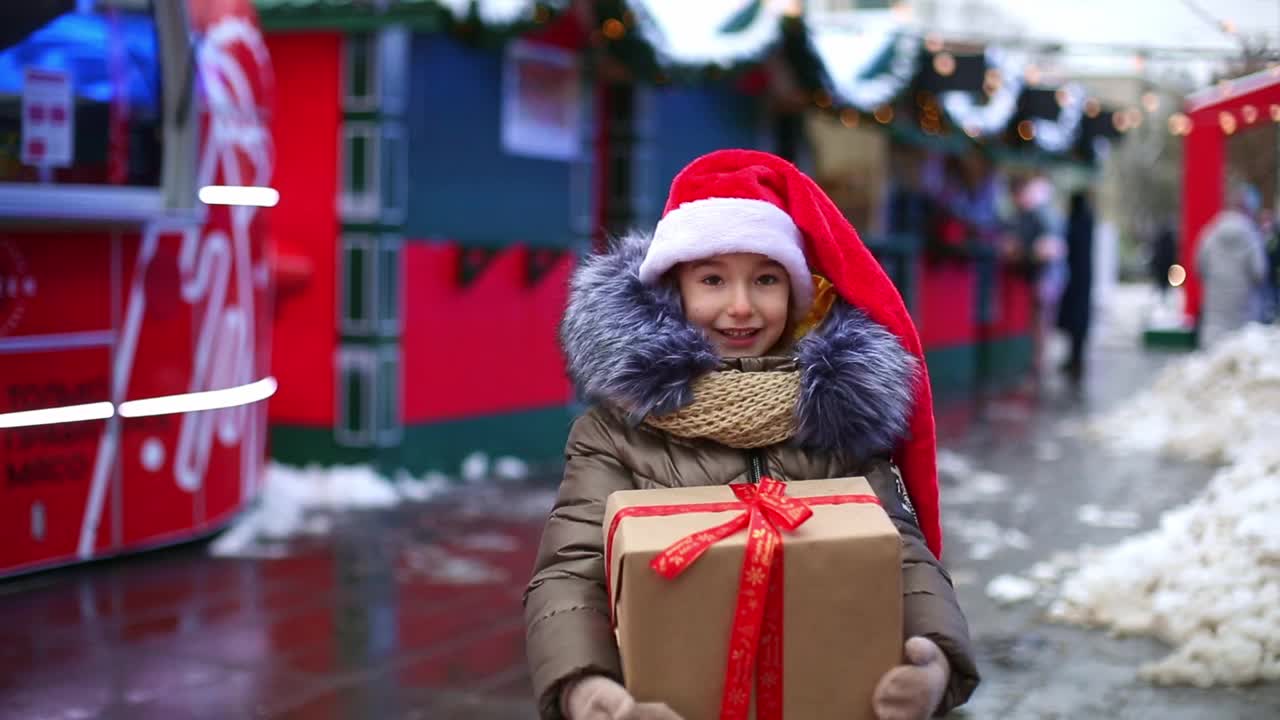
2,339 -> 1278,719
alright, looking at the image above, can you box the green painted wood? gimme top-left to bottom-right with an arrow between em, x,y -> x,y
269,404 -> 577,476
978,334 -> 1033,388
926,334 -> 1032,398
925,343 -> 978,398
1142,327 -> 1197,351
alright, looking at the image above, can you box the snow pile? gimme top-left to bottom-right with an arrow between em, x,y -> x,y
1074,504 -> 1141,530
1087,323 -> 1280,465
995,325 -> 1280,686
1046,458 -> 1280,686
210,462 -> 451,557
986,574 -> 1039,605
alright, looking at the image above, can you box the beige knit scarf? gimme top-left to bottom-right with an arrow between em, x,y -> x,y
644,369 -> 800,448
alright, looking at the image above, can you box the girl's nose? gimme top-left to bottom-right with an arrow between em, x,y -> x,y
727,284 -> 753,318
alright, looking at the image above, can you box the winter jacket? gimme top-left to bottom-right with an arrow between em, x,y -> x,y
1196,209 -> 1267,347
1014,203 -> 1068,305
1056,194 -> 1094,339
523,234 -> 979,719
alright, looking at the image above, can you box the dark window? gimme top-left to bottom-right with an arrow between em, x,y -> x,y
0,2 -> 162,187
337,348 -> 374,446
342,236 -> 373,333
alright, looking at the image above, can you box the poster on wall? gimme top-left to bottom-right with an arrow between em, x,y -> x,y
21,68 -> 74,168
501,40 -> 581,162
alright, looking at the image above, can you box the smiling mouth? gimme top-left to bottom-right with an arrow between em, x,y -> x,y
717,328 -> 760,339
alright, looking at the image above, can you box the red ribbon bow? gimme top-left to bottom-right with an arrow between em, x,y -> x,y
649,478 -> 811,720
605,480 -> 881,720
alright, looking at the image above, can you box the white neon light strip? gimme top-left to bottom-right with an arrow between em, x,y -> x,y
118,377 -> 278,418
0,377 -> 278,428
0,402 -> 115,429
0,330 -> 116,354
198,185 -> 280,207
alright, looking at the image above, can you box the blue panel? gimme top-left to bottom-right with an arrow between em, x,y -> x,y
641,84 -> 763,229
405,35 -> 578,249
0,11 -> 159,113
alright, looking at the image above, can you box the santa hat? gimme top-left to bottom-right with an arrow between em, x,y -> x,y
640,149 -> 943,559
639,198 -> 816,313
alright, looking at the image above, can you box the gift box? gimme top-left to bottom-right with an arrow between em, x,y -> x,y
603,477 -> 902,720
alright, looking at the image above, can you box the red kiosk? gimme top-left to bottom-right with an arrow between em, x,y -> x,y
0,0 -> 275,577
1181,66 -> 1280,326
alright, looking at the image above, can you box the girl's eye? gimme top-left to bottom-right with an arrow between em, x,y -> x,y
700,275 -> 724,286
756,274 -> 780,286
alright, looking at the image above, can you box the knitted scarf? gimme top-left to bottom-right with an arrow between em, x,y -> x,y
644,368 -> 799,448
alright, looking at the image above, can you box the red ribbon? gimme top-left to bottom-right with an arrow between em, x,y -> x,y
605,479 -> 881,720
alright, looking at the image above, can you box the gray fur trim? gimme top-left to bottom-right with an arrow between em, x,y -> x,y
559,233 -> 719,422
792,302 -> 919,458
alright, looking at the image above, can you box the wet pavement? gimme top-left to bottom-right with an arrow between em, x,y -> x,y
3,337 -> 1280,719
0,489 -> 550,720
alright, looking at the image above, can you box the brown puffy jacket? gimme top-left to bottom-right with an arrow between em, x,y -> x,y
524,403 -> 979,719
525,233 -> 979,718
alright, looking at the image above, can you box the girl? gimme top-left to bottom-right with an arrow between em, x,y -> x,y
524,150 -> 979,720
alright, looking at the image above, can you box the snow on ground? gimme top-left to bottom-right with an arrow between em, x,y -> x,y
948,516 -> 1032,561
988,324 -> 1280,686
400,543 -> 510,585
939,449 -> 1030,560
211,454 -> 542,558
210,462 -> 437,557
460,452 -> 532,483
1092,282 -> 1187,350
986,574 -> 1040,605
938,449 -> 1011,504
1048,458 -> 1280,686
211,462 -> 460,557
1087,323 -> 1280,465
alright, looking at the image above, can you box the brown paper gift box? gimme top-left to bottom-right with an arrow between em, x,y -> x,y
603,478 -> 903,720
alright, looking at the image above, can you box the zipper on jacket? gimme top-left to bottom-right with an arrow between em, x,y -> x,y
748,450 -> 766,484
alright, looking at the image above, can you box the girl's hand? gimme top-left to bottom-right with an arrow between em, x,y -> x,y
871,636 -> 951,720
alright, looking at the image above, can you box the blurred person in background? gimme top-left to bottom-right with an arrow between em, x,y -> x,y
1195,183 -> 1267,347
1149,218 -> 1178,301
1056,190 -> 1095,386
1262,207 -> 1279,323
884,144 -> 936,240
931,152 -> 1004,252
1009,174 -> 1067,385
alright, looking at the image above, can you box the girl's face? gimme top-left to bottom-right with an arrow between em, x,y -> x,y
674,253 -> 791,358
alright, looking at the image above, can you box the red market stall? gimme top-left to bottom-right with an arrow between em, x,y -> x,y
1181,66 -> 1280,324
0,0 -> 275,577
